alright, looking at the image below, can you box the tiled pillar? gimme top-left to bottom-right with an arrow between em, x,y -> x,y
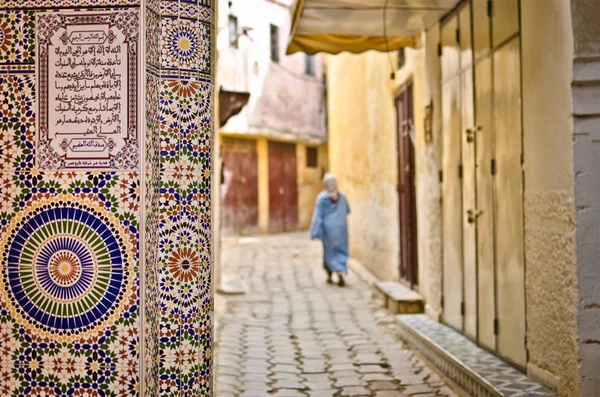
0,0 -> 214,396
145,0 -> 214,395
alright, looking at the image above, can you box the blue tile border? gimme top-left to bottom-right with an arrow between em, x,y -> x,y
396,315 -> 554,397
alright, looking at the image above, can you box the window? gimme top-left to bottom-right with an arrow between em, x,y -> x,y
228,15 -> 238,48
305,54 -> 315,76
270,24 -> 280,63
306,147 -> 318,168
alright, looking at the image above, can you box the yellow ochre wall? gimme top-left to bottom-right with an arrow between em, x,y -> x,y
326,48 -> 428,284
521,1 -> 578,395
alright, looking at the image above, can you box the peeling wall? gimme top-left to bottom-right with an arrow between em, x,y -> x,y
521,1 -> 579,395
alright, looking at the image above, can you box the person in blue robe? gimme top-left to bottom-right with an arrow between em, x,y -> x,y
310,173 -> 350,287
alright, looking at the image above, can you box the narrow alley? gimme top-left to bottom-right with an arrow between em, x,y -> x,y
215,234 -> 457,397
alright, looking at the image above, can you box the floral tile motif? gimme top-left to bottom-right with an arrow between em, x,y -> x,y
0,10 -> 35,66
0,74 -> 35,171
160,16 -> 211,73
0,171 -> 140,395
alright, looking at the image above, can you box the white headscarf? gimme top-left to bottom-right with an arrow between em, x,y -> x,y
323,173 -> 339,199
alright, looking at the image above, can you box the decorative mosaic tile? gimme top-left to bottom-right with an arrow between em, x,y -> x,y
146,10 -> 160,69
0,10 -> 35,66
0,171 -> 140,396
159,79 -> 181,172
1,0 -> 139,7
0,74 -> 35,171
160,16 -> 211,74
397,315 -> 554,397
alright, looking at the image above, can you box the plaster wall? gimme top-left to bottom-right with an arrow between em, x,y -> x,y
327,49 -> 427,284
520,2 -> 579,395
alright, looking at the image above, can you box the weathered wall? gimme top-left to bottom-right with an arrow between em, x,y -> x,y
217,0 -> 326,142
327,51 -> 399,281
570,0 -> 600,395
421,25 -> 443,318
521,2 -> 579,395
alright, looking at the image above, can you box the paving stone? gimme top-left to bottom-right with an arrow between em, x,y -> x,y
362,373 -> 394,382
374,392 -> 409,397
304,381 -> 334,390
271,390 -> 309,397
368,381 -> 400,391
333,377 -> 367,387
403,384 -> 435,395
272,380 -> 306,390
306,390 -> 337,397
357,364 -> 389,373
339,386 -> 371,396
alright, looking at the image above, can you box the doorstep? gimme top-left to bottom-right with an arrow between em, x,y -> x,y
373,281 -> 424,314
396,314 -> 554,397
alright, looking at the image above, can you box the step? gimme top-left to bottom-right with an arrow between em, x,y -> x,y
396,314 -> 554,397
373,281 -> 424,314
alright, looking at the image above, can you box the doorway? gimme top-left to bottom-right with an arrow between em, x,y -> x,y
221,137 -> 260,235
396,84 -> 419,288
268,141 -> 299,233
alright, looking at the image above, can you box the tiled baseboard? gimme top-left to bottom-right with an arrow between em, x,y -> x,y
396,315 -> 554,397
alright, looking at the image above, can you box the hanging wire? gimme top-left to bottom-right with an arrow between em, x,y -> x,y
241,33 -> 326,86
384,0 -> 396,80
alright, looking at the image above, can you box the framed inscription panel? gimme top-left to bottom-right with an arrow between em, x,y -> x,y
36,10 -> 140,170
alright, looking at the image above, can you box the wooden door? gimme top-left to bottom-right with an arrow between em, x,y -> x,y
268,141 -> 298,233
441,13 -> 464,332
396,84 -> 418,288
459,3 -> 477,342
494,36 -> 526,369
221,138 -> 259,234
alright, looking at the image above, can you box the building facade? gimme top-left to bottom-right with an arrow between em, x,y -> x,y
325,0 -> 593,395
216,0 -> 327,235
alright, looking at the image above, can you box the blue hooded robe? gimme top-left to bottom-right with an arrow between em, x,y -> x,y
310,192 -> 350,274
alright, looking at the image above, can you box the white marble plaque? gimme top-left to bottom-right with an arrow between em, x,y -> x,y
36,10 -> 139,170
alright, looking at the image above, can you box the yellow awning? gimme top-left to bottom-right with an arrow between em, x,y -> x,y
287,0 -> 459,55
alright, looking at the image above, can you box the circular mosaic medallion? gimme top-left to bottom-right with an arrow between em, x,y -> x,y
1,195 -> 135,342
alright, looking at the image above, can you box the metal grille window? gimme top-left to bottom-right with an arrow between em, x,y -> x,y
305,54 -> 315,76
270,24 -> 280,63
306,147 -> 318,168
229,15 -> 238,48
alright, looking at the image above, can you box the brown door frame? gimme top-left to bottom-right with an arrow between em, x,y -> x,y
396,82 -> 419,289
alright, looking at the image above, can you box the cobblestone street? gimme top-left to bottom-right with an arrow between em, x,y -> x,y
215,234 -> 457,397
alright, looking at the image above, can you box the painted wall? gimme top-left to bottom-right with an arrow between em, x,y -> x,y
328,50 -> 410,282
520,1 -> 579,395
216,0 -> 326,142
